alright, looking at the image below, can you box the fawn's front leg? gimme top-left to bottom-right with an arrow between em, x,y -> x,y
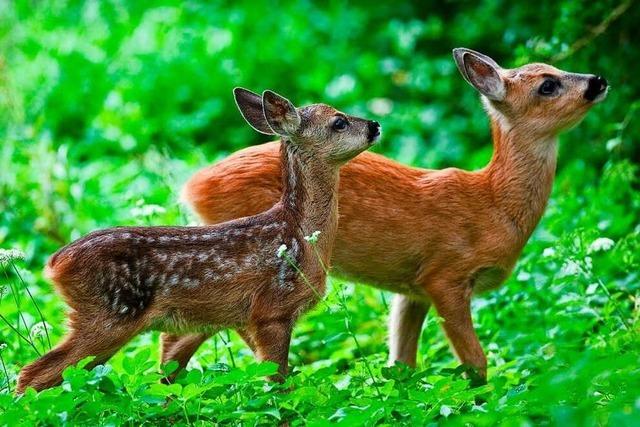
160,327 -> 258,383
246,318 -> 293,381
388,294 -> 430,367
427,281 -> 487,379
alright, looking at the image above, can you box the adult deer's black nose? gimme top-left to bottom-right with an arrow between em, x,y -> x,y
584,75 -> 608,101
368,120 -> 381,142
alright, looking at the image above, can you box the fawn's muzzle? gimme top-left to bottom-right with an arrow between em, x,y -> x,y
368,120 -> 381,142
584,75 -> 608,101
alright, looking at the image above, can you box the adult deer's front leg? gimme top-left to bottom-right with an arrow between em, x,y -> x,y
428,283 -> 487,379
388,294 -> 430,366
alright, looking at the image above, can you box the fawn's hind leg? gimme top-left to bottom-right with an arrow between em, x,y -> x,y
17,319 -> 143,394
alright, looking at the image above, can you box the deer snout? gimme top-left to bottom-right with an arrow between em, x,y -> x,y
584,75 -> 608,102
367,120 -> 381,142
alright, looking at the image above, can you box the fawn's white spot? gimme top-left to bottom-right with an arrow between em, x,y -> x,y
168,274 -> 180,286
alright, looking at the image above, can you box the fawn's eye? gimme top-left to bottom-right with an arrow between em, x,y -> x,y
332,117 -> 349,131
538,79 -> 559,96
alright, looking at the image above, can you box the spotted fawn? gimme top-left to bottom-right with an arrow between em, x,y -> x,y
17,88 -> 381,393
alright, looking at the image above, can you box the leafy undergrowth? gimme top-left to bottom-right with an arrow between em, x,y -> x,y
1,155 -> 638,426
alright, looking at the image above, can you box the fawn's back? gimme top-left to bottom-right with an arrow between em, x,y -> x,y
46,219 -> 293,327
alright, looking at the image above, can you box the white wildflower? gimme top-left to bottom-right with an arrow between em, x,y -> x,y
0,343 -> 7,352
0,248 -> 25,263
586,283 -> 599,295
471,403 -> 488,413
439,405 -> 452,417
560,259 -> 581,276
542,247 -> 556,258
367,98 -> 393,116
304,231 -> 321,245
131,203 -> 166,218
588,237 -> 615,253
325,74 -> 355,98
276,244 -> 288,259
29,321 -> 51,340
584,256 -> 593,271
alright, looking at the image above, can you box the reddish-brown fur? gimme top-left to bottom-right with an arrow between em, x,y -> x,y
173,49 -> 608,377
16,89 -> 381,393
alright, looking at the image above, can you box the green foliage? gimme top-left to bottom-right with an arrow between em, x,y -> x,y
0,0 -> 638,425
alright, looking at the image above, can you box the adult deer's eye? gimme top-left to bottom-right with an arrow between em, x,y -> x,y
332,117 -> 349,131
538,79 -> 558,96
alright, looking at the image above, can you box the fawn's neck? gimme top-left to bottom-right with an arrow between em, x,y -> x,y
483,114 -> 558,240
280,141 -> 339,260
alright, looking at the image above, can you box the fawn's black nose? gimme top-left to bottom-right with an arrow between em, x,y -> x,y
584,75 -> 608,101
367,120 -> 381,142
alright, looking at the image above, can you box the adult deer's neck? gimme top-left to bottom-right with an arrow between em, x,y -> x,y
280,141 -> 339,260
483,113 -> 558,240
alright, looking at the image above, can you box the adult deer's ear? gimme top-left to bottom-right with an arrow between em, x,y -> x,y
453,48 -> 506,101
262,90 -> 301,137
234,87 -> 276,135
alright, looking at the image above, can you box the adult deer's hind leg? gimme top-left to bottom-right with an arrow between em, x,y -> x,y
388,294 -> 430,367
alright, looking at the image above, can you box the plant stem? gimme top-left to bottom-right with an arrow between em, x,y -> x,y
0,312 -> 41,355
336,283 -> 382,399
218,331 -> 236,368
12,262 -> 52,349
3,267 -> 32,346
577,261 -> 631,331
302,244 -> 382,398
0,352 -> 10,393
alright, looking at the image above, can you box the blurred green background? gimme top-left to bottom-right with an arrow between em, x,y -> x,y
1,0 -> 638,425
1,0 -> 638,246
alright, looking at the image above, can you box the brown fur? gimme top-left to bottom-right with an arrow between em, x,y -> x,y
173,49 -> 608,378
17,89 -> 381,393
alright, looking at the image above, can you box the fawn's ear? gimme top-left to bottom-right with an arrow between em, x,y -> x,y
453,48 -> 506,101
262,90 -> 301,137
234,87 -> 276,135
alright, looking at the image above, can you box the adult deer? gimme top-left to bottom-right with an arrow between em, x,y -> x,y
176,48 -> 608,378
